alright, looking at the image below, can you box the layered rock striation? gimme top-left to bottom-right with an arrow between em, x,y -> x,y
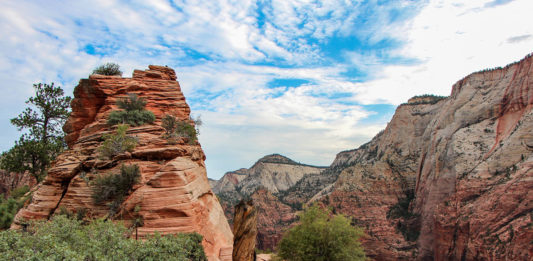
232,200 -> 257,261
212,54 -> 533,260
321,54 -> 533,260
11,66 -> 233,261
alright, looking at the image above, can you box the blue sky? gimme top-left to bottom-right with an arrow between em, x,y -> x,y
1,0 -> 532,179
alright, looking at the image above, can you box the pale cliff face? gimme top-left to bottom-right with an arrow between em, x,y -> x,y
322,54 -> 533,260
413,55 -> 533,260
12,66 -> 233,261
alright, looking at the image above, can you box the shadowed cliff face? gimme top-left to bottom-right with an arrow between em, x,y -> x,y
11,66 -> 233,261
232,200 -> 257,261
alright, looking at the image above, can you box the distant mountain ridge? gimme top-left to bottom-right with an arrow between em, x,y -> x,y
210,153 -> 326,250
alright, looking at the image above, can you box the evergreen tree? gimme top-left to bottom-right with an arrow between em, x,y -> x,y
0,83 -> 71,181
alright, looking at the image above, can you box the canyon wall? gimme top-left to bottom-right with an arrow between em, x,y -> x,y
11,66 -> 233,261
212,54 -> 533,260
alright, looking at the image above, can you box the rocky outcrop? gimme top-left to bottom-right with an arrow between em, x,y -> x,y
211,154 -> 324,250
232,200 -> 257,261
214,154 -> 326,196
251,189 -> 297,251
412,54 -> 533,260
11,66 -> 233,261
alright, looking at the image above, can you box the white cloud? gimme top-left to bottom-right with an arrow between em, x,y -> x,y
353,0 -> 533,104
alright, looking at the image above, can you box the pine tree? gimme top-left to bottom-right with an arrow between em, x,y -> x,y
1,83 -> 71,181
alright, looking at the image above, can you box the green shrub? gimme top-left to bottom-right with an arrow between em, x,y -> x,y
92,63 -> 123,76
108,110 -> 156,126
162,115 -> 200,144
91,164 -> 140,213
98,124 -> 138,159
107,94 -> 155,126
277,204 -> 366,261
117,93 -> 147,111
9,185 -> 29,199
0,215 -> 207,260
0,197 -> 20,229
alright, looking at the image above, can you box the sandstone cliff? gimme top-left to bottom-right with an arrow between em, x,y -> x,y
319,55 -> 533,260
232,200 -> 257,261
11,66 -> 233,261
213,54 -> 533,260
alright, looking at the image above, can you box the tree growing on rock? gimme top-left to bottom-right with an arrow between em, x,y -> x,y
92,62 -> 122,76
107,94 -> 155,126
0,83 -> 71,181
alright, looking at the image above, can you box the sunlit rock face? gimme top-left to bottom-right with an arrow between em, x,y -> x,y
211,154 -> 324,250
213,54 -> 533,261
11,66 -> 233,261
322,54 -> 533,260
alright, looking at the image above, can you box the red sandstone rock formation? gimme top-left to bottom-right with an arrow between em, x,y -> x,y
232,200 -> 257,261
214,54 -> 533,260
322,54 -> 533,260
11,66 -> 233,261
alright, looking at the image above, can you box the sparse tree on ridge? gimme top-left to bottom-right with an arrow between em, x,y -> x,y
0,83 -> 71,181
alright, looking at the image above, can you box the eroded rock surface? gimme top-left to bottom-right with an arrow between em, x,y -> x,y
12,66 -> 233,261
232,200 -> 257,261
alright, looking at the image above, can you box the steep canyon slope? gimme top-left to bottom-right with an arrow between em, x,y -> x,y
212,154 -> 324,250
213,54 -> 533,260
11,66 -> 233,261
325,54 -> 533,260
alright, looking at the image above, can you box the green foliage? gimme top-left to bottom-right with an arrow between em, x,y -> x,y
98,124 -> 138,159
91,164 -> 140,214
92,62 -> 123,76
277,204 -> 366,261
117,93 -> 147,111
0,185 -> 31,229
0,197 -> 20,229
1,83 -> 71,181
0,215 -> 207,260
162,115 -> 201,145
107,94 -> 155,126
9,185 -> 29,199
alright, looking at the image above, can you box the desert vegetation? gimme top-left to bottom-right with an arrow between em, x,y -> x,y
276,204 -> 366,261
107,94 -> 155,126
98,124 -> 138,159
0,83 -> 71,181
92,62 -> 123,76
162,114 -> 201,145
91,164 -> 140,215
0,215 -> 206,260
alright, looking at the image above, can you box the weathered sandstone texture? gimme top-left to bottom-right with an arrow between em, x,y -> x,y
323,54 -> 533,260
11,66 -> 233,261
213,54 -> 533,260
232,200 -> 257,261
